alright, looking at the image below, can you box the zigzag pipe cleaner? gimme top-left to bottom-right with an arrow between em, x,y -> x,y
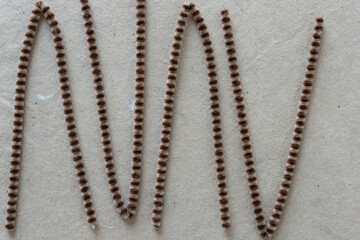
6,0 -> 147,229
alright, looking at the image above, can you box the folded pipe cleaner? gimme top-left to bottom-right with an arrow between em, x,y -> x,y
5,1 -> 97,230
221,10 -> 324,238
152,3 -> 231,230
78,0 -> 146,220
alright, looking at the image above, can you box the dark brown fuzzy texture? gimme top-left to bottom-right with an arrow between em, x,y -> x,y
152,3 -> 231,230
6,1 -> 97,231
221,10 -> 324,239
79,0 -> 146,219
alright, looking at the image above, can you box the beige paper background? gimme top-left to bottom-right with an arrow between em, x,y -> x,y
0,0 -> 359,239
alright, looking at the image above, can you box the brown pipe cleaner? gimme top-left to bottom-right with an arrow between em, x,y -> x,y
5,2 -> 97,230
221,10 -> 324,239
79,0 -> 146,219
152,3 -> 231,229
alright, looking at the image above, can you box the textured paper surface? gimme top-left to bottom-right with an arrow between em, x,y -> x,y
0,0 -> 359,239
